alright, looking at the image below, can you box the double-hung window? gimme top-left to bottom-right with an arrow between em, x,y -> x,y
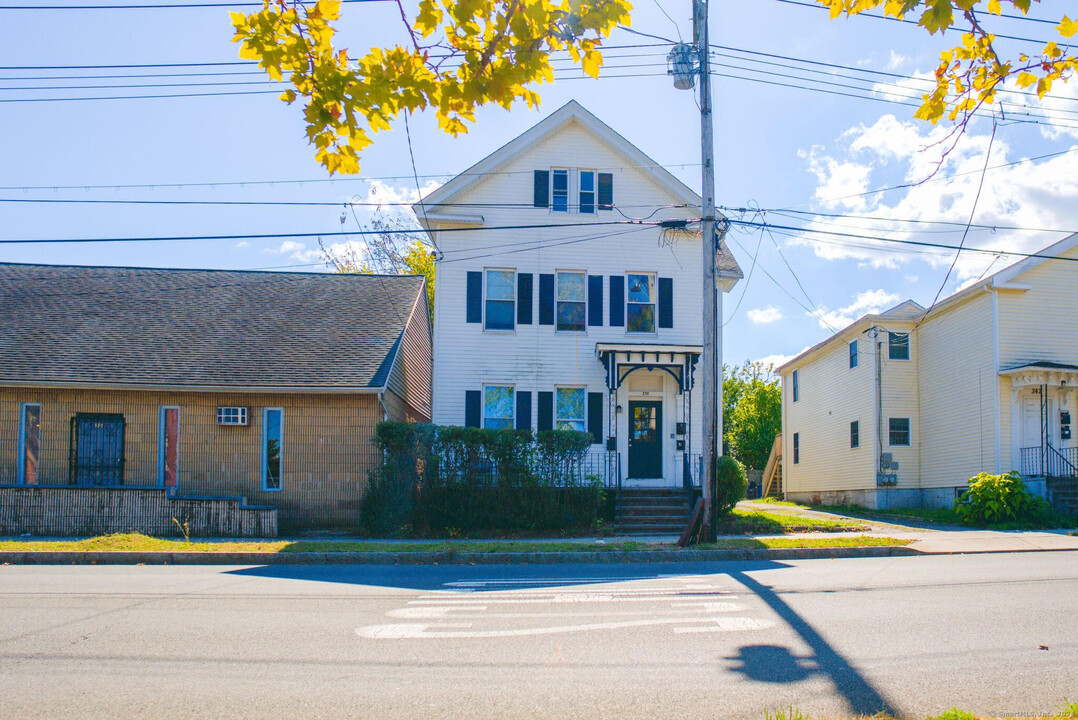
791,370 -> 799,402
850,421 -> 860,449
262,407 -> 283,491
483,385 -> 514,429
849,340 -> 858,368
485,269 -> 515,331
555,387 -> 586,432
551,169 -> 569,213
626,273 -> 656,333
792,432 -> 800,464
556,271 -> 586,332
888,332 -> 910,360
578,171 -> 596,214
889,418 -> 910,446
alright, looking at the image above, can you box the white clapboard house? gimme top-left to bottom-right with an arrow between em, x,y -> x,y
415,101 -> 742,503
776,233 -> 1078,514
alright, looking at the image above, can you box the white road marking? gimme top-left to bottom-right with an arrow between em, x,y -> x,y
442,577 -> 656,587
668,602 -> 744,612
673,618 -> 775,633
388,606 -> 488,619
357,615 -> 769,639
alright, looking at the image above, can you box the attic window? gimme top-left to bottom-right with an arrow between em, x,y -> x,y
888,332 -> 910,361
551,169 -> 569,213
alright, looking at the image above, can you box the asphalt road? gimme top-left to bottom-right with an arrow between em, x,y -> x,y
0,553 -> 1075,719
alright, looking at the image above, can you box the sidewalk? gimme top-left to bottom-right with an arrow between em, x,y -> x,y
738,500 -> 1078,554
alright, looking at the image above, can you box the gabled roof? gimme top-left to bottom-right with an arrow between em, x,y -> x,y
774,233 -> 1078,375
0,263 -> 427,391
414,100 -> 743,279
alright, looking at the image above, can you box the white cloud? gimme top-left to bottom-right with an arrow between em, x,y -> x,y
364,179 -> 443,207
753,353 -> 796,371
887,50 -> 909,71
814,289 -> 901,330
797,112 -> 1078,284
235,240 -> 250,249
747,305 -> 784,325
265,240 -> 307,255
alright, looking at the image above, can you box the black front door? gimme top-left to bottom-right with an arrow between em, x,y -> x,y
628,400 -> 663,478
70,413 -> 126,486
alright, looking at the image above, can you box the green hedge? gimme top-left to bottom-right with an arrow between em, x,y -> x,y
361,423 -> 611,536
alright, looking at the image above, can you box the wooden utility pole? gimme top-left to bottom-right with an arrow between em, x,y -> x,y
694,0 -> 719,542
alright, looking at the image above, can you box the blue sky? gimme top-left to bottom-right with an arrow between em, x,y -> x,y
1,0 -> 1076,367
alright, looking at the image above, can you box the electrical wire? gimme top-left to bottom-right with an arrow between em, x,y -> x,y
748,208 -> 1077,235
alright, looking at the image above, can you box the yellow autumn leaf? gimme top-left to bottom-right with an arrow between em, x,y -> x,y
987,0 -> 1001,16
1060,15 -> 1078,38
1015,71 -> 1038,89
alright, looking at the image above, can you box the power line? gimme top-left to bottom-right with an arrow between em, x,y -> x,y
0,219 -> 656,245
752,208 -> 1076,235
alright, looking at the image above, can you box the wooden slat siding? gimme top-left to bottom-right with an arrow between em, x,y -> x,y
0,486 -> 277,538
917,291 -> 995,488
780,332 -> 879,495
385,290 -> 433,422
998,242 -> 1078,367
0,387 -> 383,532
587,275 -> 603,327
658,277 -> 673,328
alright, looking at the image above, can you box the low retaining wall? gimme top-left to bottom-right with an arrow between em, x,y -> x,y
0,485 -> 277,538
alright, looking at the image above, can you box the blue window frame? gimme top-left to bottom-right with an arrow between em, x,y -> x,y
849,340 -> 858,368
18,402 -> 41,485
483,386 -> 514,429
792,370 -> 799,402
555,387 -> 586,432
551,169 -> 569,213
578,170 -> 596,214
888,332 -> 910,360
262,407 -> 283,491
556,271 -> 586,332
484,269 -> 515,331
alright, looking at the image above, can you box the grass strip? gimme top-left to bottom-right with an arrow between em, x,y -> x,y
0,533 -> 911,554
717,508 -> 868,534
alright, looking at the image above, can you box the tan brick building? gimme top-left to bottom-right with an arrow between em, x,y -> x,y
0,263 -> 431,533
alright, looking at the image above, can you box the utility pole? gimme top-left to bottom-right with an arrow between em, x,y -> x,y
695,0 -> 719,542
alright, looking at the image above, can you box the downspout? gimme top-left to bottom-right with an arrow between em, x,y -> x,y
379,391 -> 390,422
874,326 -> 883,487
990,287 -> 1002,473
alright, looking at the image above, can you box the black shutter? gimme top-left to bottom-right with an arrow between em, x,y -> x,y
466,271 -> 482,324
587,392 -> 603,445
538,273 -> 555,325
587,275 -> 603,327
609,275 -> 624,327
517,273 -> 533,325
658,277 -> 673,329
465,390 -> 481,427
533,170 -> 549,208
537,391 -> 554,431
597,173 -> 613,210
515,391 -> 532,431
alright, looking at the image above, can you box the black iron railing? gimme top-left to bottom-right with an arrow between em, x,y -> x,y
1020,445 -> 1078,478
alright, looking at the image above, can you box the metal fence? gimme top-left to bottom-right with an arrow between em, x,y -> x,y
1020,446 -> 1078,478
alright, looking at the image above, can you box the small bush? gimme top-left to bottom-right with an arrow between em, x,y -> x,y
954,470 -> 1053,526
713,454 -> 748,517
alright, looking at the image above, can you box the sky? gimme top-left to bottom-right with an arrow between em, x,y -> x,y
1,0 -> 1076,369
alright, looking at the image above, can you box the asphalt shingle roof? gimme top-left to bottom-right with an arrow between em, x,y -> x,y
0,263 -> 426,390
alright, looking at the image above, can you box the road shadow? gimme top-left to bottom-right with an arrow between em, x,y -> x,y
727,644 -> 817,683
727,568 -> 897,717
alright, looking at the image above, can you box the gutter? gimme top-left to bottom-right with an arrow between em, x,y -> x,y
0,380 -> 383,394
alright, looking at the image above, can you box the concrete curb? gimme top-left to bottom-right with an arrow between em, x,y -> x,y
0,546 -> 922,566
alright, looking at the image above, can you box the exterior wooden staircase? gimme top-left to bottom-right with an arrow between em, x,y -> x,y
613,489 -> 692,535
761,434 -> 783,498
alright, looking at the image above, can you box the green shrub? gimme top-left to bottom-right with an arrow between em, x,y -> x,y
954,470 -> 1053,526
361,422 -> 608,536
713,454 -> 747,517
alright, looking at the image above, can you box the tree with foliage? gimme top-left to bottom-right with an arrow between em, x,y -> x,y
231,0 -> 632,174
819,1 -> 1076,131
722,361 -> 781,471
322,209 -> 436,313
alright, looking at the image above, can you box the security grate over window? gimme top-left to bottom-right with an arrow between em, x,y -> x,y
216,406 -> 249,426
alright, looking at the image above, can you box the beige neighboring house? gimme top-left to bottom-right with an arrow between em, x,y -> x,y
775,233 -> 1078,510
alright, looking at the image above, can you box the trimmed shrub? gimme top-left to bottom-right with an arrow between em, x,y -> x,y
362,422 -> 607,536
954,470 -> 1052,526
713,454 -> 748,517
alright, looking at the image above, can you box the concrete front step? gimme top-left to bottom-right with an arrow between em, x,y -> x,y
614,523 -> 688,535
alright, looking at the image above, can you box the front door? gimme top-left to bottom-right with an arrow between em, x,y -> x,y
628,400 -> 663,478
70,413 -> 126,486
